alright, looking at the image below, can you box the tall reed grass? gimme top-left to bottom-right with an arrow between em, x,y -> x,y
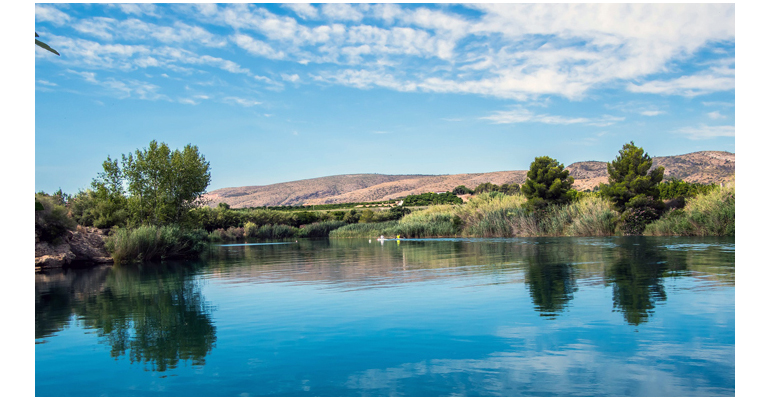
106,225 -> 209,264
298,220 -> 348,238
645,184 -> 735,236
328,221 -> 400,238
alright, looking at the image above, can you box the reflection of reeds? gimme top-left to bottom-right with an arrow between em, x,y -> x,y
645,184 -> 735,236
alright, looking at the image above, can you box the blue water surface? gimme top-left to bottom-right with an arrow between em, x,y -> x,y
35,236 -> 735,396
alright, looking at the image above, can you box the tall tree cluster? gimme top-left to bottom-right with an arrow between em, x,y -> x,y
600,141 -> 664,211
90,140 -> 211,226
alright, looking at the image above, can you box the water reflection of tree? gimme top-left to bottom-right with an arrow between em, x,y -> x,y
523,243 -> 577,319
77,264 -> 216,371
37,263 -> 217,371
605,237 -> 683,325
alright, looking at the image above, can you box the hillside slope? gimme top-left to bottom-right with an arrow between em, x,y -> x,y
206,151 -> 735,208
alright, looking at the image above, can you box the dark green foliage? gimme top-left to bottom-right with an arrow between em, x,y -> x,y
35,193 -> 77,242
343,209 -> 361,223
401,192 -> 463,206
297,221 -> 348,238
386,205 -> 411,220
75,141 -> 210,229
121,141 -> 211,225
292,211 -> 319,226
473,182 -> 500,194
600,142 -> 664,212
359,209 -> 375,223
452,185 -> 473,195
521,156 -> 575,209
645,185 -> 735,236
618,196 -> 665,235
658,178 -> 718,200
69,189 -> 129,229
499,183 -> 521,196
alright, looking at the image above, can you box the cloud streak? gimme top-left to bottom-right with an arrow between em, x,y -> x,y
482,107 -> 624,127
675,125 -> 735,140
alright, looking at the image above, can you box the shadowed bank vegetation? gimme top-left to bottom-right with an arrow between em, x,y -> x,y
645,184 -> 735,236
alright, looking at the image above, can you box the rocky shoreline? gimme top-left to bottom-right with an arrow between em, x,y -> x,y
35,226 -> 113,271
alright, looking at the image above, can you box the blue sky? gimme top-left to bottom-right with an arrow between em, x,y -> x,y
34,3 -> 736,194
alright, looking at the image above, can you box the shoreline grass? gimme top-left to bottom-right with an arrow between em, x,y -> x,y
645,184 -> 735,236
105,225 -> 209,264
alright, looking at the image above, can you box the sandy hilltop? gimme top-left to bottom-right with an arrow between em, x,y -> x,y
205,151 -> 735,208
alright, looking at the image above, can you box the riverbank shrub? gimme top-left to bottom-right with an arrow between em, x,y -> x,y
618,196 -> 665,235
562,196 -> 619,236
35,193 -> 77,242
298,220 -> 348,238
644,184 -> 735,236
521,156 -> 574,210
329,221 -> 400,238
106,225 -> 209,264
600,142 -> 664,212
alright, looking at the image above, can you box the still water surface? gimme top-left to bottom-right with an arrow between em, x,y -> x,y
35,237 -> 734,396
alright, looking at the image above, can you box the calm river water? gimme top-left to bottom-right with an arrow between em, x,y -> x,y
35,237 -> 734,396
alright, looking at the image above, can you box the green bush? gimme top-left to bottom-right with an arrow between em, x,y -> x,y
244,221 -> 259,237
402,192 -> 463,206
521,156 -> 574,209
35,194 -> 77,242
105,225 -> 209,264
599,142 -> 664,212
658,178 -> 718,200
452,185 -> 473,195
645,185 -> 735,236
619,196 -> 664,235
298,220 -> 347,238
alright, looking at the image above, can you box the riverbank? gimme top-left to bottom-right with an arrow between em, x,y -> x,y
35,184 -> 735,269
35,226 -> 113,270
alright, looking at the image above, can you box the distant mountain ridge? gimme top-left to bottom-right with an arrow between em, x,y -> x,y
205,151 -> 735,208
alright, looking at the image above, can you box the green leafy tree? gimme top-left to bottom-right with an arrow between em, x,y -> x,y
600,142 -> 664,212
120,141 -> 211,225
521,156 -> 575,209
452,185 -> 473,195
473,182 -> 500,194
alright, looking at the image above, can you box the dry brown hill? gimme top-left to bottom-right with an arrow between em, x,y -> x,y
206,151 -> 734,208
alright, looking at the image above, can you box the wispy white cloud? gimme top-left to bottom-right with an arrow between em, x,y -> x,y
222,97 -> 262,107
627,72 -> 735,97
675,124 -> 734,140
67,69 -> 169,101
321,4 -> 364,22
707,111 -> 726,120
111,4 -> 159,17
35,4 -> 71,26
73,17 -> 227,47
606,101 -> 666,117
482,107 -> 624,127
281,73 -> 300,83
231,34 -> 285,59
640,110 -> 666,116
702,101 -> 734,108
284,3 -> 319,20
36,4 -> 736,106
